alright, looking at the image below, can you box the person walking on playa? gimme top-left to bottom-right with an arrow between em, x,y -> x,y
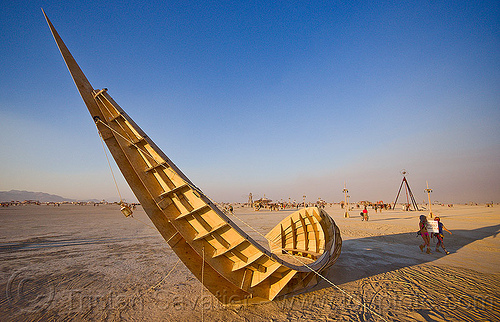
362,206 -> 368,221
418,215 -> 431,254
434,216 -> 451,254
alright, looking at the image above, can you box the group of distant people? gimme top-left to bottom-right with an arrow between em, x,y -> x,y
418,215 -> 451,254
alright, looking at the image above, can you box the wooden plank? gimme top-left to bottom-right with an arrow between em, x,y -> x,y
299,213 -> 308,251
290,217 -> 297,249
145,161 -> 169,172
159,184 -> 190,199
280,224 -> 286,251
108,113 -> 123,122
268,269 -> 297,300
210,230 -> 231,249
157,197 -> 173,210
232,253 -> 264,271
127,136 -> 146,147
240,269 -> 252,290
193,222 -> 229,241
213,239 -> 247,258
250,262 -> 282,287
175,204 -> 211,220
303,209 -> 320,253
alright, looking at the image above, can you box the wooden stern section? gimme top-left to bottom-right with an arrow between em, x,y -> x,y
44,11 -> 342,304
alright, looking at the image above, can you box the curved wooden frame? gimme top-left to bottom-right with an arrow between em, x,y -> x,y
43,11 -> 342,304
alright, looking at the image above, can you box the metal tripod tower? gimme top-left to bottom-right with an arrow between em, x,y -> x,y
393,170 -> 420,211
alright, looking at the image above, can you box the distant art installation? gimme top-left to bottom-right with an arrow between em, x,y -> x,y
43,11 -> 342,304
424,181 -> 434,218
393,170 -> 420,211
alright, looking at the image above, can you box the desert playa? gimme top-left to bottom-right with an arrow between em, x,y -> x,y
0,203 -> 498,321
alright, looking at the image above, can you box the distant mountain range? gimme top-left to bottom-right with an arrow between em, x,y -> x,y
0,190 -> 97,203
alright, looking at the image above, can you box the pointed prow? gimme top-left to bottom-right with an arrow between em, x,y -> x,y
42,9 -> 101,117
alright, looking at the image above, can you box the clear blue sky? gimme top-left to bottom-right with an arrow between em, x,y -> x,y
1,1 -> 499,203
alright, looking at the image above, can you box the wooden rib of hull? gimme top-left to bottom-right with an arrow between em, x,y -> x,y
43,11 -> 342,304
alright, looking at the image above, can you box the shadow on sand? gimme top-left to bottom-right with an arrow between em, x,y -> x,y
318,223 -> 500,288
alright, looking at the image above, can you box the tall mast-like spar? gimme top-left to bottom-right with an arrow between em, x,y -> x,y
43,10 -> 342,304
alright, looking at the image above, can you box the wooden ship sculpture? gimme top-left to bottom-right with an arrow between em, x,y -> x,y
43,11 -> 342,304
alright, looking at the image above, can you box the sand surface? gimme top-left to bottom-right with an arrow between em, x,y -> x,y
0,204 -> 499,321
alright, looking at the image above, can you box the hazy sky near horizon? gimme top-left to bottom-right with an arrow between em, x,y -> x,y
1,1 -> 499,204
